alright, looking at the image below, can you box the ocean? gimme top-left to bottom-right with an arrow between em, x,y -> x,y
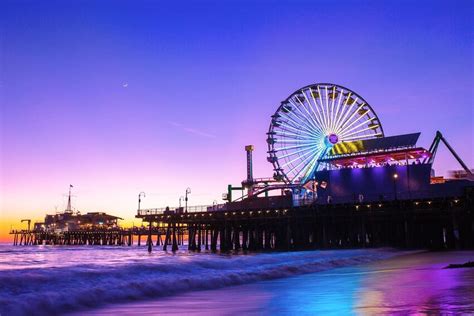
1,244 -> 473,315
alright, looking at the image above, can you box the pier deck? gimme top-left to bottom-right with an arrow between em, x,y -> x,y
10,227 -> 178,247
137,191 -> 473,252
11,190 -> 473,252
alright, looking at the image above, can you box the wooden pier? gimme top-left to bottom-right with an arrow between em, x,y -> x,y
9,227 -> 184,247
11,189 -> 474,252
137,189 -> 474,252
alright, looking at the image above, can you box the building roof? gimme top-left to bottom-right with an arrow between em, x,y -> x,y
327,133 -> 421,157
44,211 -> 123,221
319,147 -> 431,167
82,212 -> 123,220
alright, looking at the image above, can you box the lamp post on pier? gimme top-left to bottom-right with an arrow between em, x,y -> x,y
138,192 -> 146,212
185,188 -> 191,213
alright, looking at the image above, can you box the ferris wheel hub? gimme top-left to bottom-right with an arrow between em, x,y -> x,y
327,133 -> 339,145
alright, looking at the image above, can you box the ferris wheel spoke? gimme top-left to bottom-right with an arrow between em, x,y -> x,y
275,130 -> 323,141
298,90 -> 326,134
280,145 -> 321,168
334,96 -> 359,134
279,106 -> 320,136
278,144 -> 324,159
333,91 -> 350,128
317,86 -> 330,133
274,138 -> 321,149
339,106 -> 368,133
288,147 -> 324,182
340,125 -> 380,139
273,125 -> 321,139
334,89 -> 346,132
324,86 -> 331,133
277,116 -> 318,138
275,129 -> 320,145
341,132 -> 383,142
329,86 -> 337,132
329,87 -> 341,133
276,120 -> 313,135
331,89 -> 344,133
301,155 -> 321,182
308,87 -> 328,132
275,140 -> 320,146
302,89 -> 325,131
300,147 -> 329,183
325,86 -> 335,133
338,116 -> 375,137
335,102 -> 366,135
318,86 -> 328,132
288,99 -> 323,135
273,142 -> 322,152
277,122 -> 320,141
286,148 -> 319,178
334,95 -> 357,131
273,131 -> 321,142
298,98 -> 324,135
318,86 -> 329,131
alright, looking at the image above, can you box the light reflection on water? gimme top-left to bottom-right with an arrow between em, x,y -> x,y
0,246 -> 401,315
84,252 -> 474,315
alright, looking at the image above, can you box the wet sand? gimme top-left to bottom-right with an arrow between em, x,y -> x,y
83,251 -> 474,315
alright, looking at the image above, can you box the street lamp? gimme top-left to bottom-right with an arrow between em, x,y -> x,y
393,174 -> 398,201
185,188 -> 191,213
138,192 -> 146,212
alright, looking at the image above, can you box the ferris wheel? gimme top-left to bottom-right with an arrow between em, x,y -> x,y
267,83 -> 384,184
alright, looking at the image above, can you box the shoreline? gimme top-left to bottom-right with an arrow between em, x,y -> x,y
2,244 -> 474,315
75,250 -> 474,315
1,248 -> 404,315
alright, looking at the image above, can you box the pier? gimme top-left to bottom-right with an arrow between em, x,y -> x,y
10,227 -> 181,247
136,190 -> 474,252
10,189 -> 473,251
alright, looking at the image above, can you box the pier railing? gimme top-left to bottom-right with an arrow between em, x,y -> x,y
310,188 -> 467,205
137,204 -> 227,216
136,186 -> 468,216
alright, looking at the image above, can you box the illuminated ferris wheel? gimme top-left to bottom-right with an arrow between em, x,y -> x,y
267,83 -> 384,184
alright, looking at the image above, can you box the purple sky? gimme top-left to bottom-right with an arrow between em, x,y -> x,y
1,0 -> 472,228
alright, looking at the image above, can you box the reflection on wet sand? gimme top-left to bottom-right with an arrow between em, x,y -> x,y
83,251 -> 474,315
355,252 -> 474,314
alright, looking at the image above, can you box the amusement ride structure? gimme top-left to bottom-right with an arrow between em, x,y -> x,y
232,83 -> 472,207
267,83 -> 384,184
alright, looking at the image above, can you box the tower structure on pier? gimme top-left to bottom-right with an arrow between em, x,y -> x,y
65,184 -> 73,213
244,145 -> 254,196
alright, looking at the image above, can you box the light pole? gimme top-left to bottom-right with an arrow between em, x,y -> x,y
393,173 -> 398,201
138,192 -> 146,212
185,188 -> 191,213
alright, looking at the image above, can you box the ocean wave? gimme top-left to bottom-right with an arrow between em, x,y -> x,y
0,248 -> 400,315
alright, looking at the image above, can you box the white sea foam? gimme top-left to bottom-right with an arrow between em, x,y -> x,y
0,246 -> 400,315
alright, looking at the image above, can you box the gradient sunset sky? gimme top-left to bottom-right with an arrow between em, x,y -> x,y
1,0 -> 472,240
